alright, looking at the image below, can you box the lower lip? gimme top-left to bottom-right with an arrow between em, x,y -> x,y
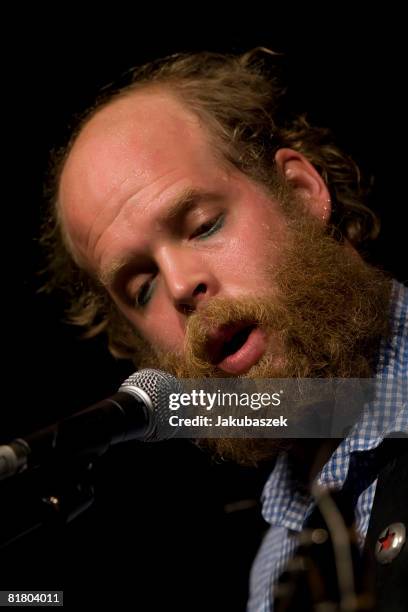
216,327 -> 267,375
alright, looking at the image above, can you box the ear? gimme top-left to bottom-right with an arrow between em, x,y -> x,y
274,148 -> 331,223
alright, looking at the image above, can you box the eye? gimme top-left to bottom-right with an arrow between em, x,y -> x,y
190,214 -> 224,240
135,278 -> 156,308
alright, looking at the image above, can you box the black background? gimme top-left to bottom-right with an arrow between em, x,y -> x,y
1,14 -> 407,611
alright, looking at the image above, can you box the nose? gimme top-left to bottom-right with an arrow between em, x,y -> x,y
156,246 -> 218,314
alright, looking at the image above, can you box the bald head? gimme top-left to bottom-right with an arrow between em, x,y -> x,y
59,89 -> 221,269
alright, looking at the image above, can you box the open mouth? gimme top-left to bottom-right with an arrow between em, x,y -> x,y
218,324 -> 256,361
206,322 -> 266,375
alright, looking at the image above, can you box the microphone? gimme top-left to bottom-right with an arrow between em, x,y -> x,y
0,368 -> 182,481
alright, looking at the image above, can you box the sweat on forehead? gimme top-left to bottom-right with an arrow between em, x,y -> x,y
57,88 -> 224,263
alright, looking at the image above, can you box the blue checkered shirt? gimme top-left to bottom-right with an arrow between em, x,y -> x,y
247,280 -> 408,612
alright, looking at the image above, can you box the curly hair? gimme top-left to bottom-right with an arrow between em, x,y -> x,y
40,48 -> 380,361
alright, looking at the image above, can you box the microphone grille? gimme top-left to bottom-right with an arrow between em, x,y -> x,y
120,368 -> 182,441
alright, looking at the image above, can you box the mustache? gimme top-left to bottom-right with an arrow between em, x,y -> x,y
182,295 -> 283,377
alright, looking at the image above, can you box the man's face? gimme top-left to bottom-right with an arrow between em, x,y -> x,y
60,90 -> 290,376
59,88 -> 391,463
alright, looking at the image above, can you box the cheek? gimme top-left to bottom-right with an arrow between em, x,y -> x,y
216,224 -> 283,288
130,303 -> 186,353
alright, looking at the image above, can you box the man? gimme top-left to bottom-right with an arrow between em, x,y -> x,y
42,49 -> 407,609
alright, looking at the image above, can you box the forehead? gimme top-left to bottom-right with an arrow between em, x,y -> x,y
59,89 -> 221,251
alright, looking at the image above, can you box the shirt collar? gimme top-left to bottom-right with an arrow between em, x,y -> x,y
261,280 -> 408,530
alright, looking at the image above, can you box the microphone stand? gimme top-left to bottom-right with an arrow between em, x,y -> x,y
0,456 -> 96,550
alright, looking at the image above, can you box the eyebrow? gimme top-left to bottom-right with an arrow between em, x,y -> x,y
99,187 -> 222,287
162,187 -> 221,221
